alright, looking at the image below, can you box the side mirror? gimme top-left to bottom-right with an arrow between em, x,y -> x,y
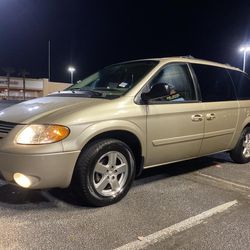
141,83 -> 170,102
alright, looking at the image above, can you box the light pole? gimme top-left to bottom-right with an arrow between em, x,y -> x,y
239,46 -> 250,72
68,66 -> 75,84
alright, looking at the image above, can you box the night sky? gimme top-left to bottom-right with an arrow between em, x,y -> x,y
0,0 -> 250,83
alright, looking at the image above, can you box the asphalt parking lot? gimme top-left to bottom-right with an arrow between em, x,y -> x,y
0,102 -> 249,250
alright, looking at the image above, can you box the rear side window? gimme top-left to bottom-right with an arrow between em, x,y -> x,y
229,70 -> 250,100
192,64 -> 236,102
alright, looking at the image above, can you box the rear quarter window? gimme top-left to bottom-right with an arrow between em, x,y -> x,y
229,70 -> 250,100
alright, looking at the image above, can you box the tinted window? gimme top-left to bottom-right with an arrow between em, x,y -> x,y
192,64 -> 236,102
148,63 -> 196,102
229,70 -> 250,100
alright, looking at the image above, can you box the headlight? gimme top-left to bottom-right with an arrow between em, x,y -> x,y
16,124 -> 70,145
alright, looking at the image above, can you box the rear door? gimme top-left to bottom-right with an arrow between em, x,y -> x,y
191,64 -> 239,156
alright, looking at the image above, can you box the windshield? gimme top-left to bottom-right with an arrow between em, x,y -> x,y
66,60 -> 158,98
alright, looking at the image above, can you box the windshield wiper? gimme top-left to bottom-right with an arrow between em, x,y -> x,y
70,88 -> 103,97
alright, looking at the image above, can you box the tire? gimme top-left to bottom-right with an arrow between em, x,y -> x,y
230,127 -> 250,164
72,139 -> 136,207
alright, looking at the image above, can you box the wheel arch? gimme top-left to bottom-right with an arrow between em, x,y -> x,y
85,130 -> 144,176
243,123 -> 250,129
230,118 -> 250,150
75,121 -> 146,177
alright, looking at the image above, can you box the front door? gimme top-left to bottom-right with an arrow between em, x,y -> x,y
144,63 -> 204,167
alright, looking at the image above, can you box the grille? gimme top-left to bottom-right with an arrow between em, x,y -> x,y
0,121 -> 17,135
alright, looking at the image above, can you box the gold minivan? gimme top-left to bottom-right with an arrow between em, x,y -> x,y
0,57 -> 250,206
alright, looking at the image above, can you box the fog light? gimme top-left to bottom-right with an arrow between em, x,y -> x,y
13,173 -> 38,188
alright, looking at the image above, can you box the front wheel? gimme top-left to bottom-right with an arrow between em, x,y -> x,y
72,139 -> 135,206
230,127 -> 250,164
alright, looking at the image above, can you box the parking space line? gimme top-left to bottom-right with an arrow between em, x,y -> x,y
115,200 -> 238,250
196,172 -> 250,191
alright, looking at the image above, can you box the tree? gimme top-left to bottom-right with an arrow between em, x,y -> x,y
19,69 -> 29,100
2,67 -> 15,99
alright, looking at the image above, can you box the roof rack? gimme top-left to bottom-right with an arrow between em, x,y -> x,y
170,56 -> 241,70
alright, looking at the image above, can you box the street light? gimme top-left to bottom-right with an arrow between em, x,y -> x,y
239,46 -> 250,72
68,66 -> 75,84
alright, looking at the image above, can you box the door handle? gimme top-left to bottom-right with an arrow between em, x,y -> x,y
206,113 -> 216,120
191,114 -> 203,122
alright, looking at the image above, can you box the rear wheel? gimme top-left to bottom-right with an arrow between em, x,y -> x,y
230,127 -> 250,164
72,139 -> 135,206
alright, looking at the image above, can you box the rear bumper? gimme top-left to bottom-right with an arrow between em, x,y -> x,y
0,150 -> 80,189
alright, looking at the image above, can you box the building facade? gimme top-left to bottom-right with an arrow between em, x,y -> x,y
0,76 -> 71,100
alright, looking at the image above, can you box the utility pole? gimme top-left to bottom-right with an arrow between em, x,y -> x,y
239,46 -> 250,72
19,70 -> 29,100
68,66 -> 75,84
48,40 -> 51,81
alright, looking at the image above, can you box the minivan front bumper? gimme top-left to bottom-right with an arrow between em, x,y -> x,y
0,150 -> 80,189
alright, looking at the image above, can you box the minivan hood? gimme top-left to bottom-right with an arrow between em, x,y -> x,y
0,96 -> 109,124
